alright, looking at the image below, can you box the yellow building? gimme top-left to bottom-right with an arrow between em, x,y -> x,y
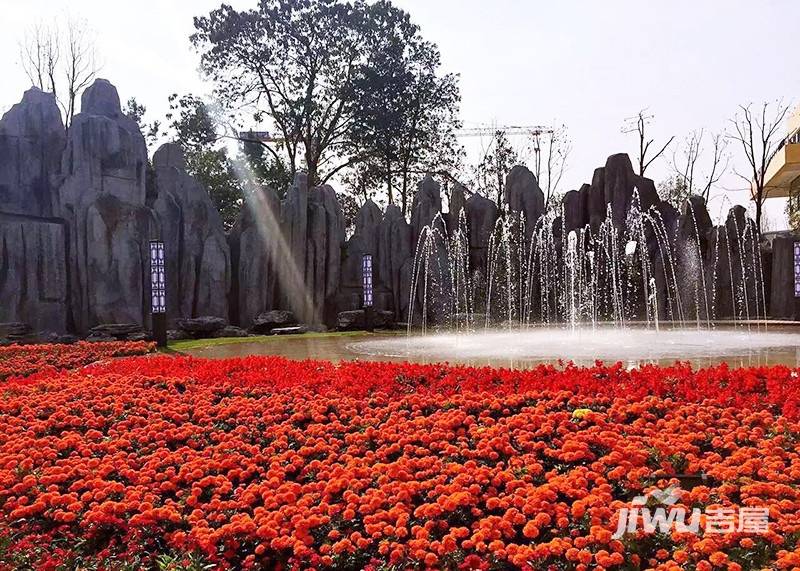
764,105 -> 800,200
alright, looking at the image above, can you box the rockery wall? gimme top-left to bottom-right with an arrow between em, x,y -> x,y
0,80 -> 795,336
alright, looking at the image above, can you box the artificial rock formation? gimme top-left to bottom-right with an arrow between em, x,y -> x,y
0,88 -> 65,217
1,74 -> 796,333
464,193 -> 499,275
377,204 -> 413,319
280,175 -> 345,325
228,185 -> 281,328
0,88 -> 69,331
411,175 -> 443,240
0,79 -> 244,336
340,200 -> 384,310
504,165 -> 545,235
151,143 -> 231,324
59,79 -> 156,331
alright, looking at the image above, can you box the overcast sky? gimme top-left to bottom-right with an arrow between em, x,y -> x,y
1,0 -> 797,226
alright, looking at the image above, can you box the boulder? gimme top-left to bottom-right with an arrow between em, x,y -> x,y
167,329 -> 191,341
0,322 -> 32,337
271,325 -> 308,335
251,310 -> 297,333
228,185 -> 281,327
601,154 -> 659,228
504,165 -> 544,236
281,172 -> 309,305
588,167 -> 607,230
43,332 -> 79,345
58,79 -> 156,333
355,199 -> 382,251
85,333 -> 117,343
89,323 -> 143,339
0,214 -> 68,332
0,87 -> 65,217
337,309 -> 394,330
0,322 -> 37,345
175,316 -> 227,334
211,325 -> 249,338
152,143 -> 231,322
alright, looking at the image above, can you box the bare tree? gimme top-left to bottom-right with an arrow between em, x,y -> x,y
622,109 -> 675,176
728,100 -> 791,235
531,125 -> 571,208
670,128 -> 729,205
19,23 -> 59,96
18,18 -> 99,129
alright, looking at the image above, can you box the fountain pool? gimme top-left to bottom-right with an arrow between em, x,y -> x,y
181,325 -> 800,369
348,325 -> 800,368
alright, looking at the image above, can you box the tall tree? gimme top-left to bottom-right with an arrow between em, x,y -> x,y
728,100 -> 791,235
18,18 -> 99,129
622,109 -> 674,176
191,0 -> 461,203
192,0 -> 369,185
348,3 -> 461,215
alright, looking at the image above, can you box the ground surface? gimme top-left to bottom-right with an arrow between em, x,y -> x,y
0,345 -> 799,569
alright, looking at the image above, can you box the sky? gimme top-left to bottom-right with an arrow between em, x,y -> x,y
1,0 -> 797,227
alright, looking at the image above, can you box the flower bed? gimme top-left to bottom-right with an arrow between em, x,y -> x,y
0,341 -> 155,381
0,354 -> 798,569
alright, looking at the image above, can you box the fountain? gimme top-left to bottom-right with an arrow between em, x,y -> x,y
350,176 -> 800,367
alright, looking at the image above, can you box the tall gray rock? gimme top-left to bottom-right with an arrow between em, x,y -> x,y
305,184 -> 345,324
0,88 -> 68,332
601,153 -> 659,228
280,175 -> 344,324
228,185 -> 281,327
58,79 -> 156,332
151,143 -> 231,322
563,188 -> 587,233
340,199 -> 384,310
282,172 -> 309,284
448,182 -> 468,232
770,234 -> 797,319
377,204 -> 413,318
588,167 -> 607,231
411,175 -> 443,241
464,193 -> 498,274
504,165 -> 544,236
354,199 -> 382,253
0,88 -> 65,217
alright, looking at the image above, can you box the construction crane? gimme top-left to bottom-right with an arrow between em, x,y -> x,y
455,125 -> 553,138
237,130 -> 284,143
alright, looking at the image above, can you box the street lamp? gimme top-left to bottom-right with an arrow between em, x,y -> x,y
149,240 -> 167,347
362,254 -> 374,331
